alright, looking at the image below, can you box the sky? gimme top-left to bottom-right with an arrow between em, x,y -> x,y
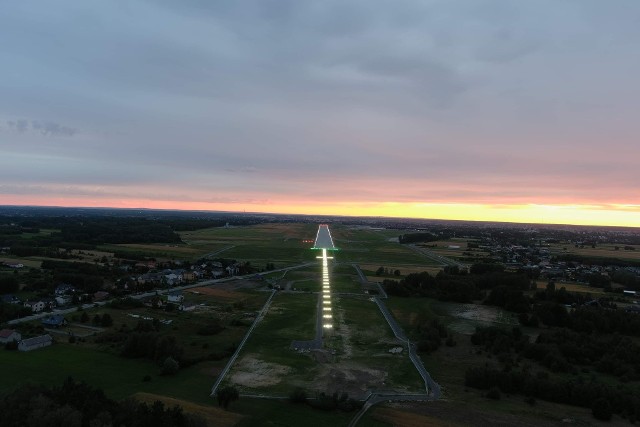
1,0 -> 639,227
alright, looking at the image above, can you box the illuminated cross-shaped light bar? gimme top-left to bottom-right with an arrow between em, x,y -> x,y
313,224 -> 337,331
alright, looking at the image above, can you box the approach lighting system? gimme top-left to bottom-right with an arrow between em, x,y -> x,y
313,224 -> 337,333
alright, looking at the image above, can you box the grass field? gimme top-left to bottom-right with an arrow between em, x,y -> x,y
330,226 -> 442,266
548,242 -> 640,261
0,344 -> 217,404
224,290 -> 423,399
534,280 -> 606,295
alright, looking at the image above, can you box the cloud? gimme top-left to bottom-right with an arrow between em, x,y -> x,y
4,119 -> 77,137
1,0 -> 640,216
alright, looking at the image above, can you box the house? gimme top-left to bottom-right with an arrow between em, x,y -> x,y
55,295 -> 72,306
167,291 -> 184,303
226,264 -> 239,276
182,271 -> 196,282
41,298 -> 56,310
164,273 -> 180,286
18,334 -> 52,351
0,329 -> 21,344
55,284 -> 76,296
24,300 -> 45,313
4,262 -> 24,269
41,315 -> 67,328
1,294 -> 21,304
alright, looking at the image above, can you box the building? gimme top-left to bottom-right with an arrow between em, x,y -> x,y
18,334 -> 52,351
167,291 -> 184,303
24,300 -> 45,313
41,315 -> 67,328
0,329 -> 21,344
1,294 -> 21,304
55,284 -> 76,296
55,295 -> 72,306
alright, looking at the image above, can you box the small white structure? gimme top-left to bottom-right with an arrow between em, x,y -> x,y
167,291 -> 184,303
18,334 -> 52,352
0,329 -> 21,344
24,300 -> 45,313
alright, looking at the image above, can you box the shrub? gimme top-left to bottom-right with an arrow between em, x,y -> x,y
160,357 -> 179,376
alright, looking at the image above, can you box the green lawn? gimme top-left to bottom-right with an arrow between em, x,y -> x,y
0,344 -> 217,405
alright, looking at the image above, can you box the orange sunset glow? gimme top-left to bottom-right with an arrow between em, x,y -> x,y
2,1 -> 639,228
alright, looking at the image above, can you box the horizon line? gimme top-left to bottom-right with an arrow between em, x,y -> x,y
1,203 -> 639,230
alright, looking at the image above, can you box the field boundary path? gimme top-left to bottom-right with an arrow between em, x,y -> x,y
407,244 -> 466,269
352,264 -> 387,298
202,245 -> 236,258
210,289 -> 277,397
373,296 -> 440,398
348,392 -> 431,427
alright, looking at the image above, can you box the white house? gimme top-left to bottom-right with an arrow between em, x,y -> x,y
167,291 -> 184,303
24,300 -> 45,313
55,295 -> 72,306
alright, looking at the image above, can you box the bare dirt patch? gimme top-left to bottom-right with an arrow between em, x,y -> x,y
230,355 -> 292,388
313,363 -> 387,398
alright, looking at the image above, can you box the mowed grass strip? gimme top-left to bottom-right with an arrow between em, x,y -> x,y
232,292 -> 318,367
337,296 -> 424,391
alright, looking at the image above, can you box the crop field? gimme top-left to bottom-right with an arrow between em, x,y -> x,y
547,242 -> 640,261
534,280 -> 606,295
426,238 -> 490,260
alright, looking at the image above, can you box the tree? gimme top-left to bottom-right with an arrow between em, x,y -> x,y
375,266 -> 385,276
217,386 -> 239,409
160,357 -> 179,376
592,397 -> 612,421
289,387 -> 307,403
0,275 -> 19,293
101,313 -> 113,327
80,311 -> 89,323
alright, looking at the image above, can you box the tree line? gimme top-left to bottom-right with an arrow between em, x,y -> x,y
0,377 -> 206,427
